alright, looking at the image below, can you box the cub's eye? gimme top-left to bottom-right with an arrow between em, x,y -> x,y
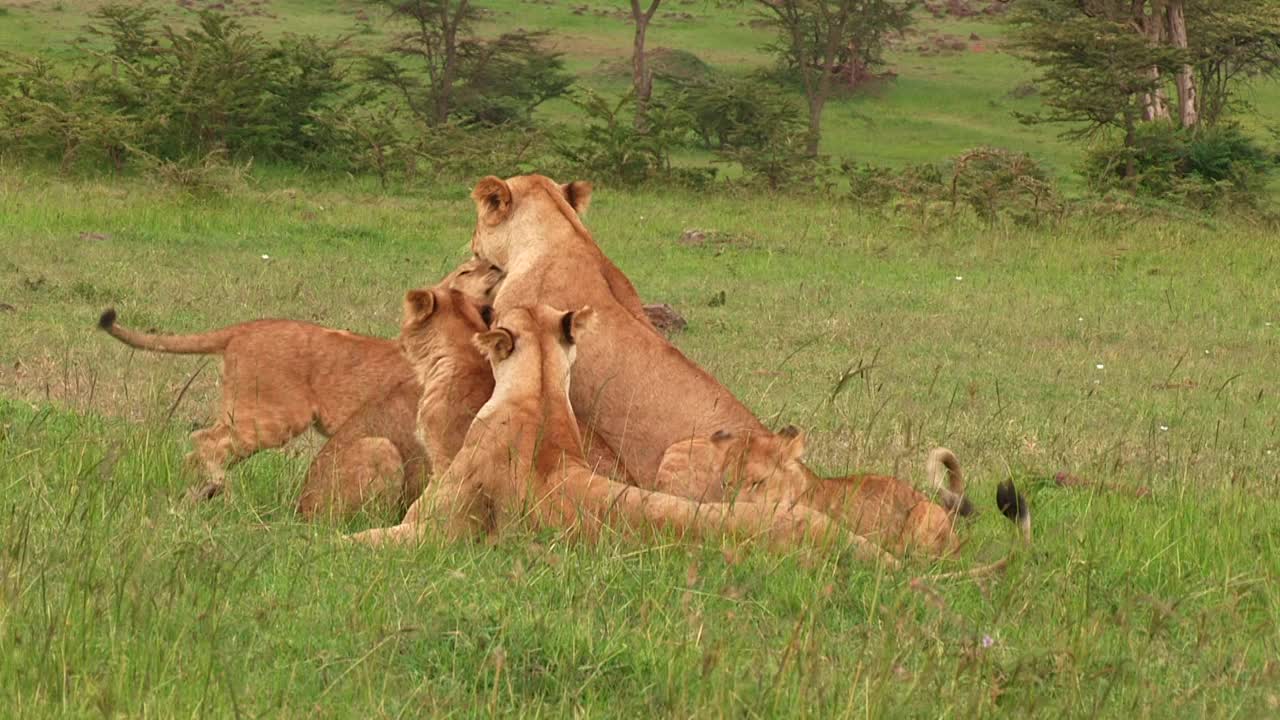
457,270 -> 472,277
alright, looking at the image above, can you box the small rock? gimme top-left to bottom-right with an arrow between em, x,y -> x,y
0,302 -> 15,313
79,232 -> 112,242
679,228 -> 708,246
643,303 -> 687,334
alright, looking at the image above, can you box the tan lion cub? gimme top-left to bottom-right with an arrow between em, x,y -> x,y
351,304 -> 897,566
99,258 -> 502,504
656,430 -> 1030,563
296,284 -> 495,519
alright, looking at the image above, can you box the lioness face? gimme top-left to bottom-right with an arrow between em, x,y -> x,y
472,305 -> 595,388
443,257 -> 504,306
703,428 -> 812,505
469,175 -> 593,265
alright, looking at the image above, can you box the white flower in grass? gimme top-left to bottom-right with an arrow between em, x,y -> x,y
1095,363 -> 1105,370
1159,425 -> 1169,432
261,254 -> 271,260
981,635 -> 994,648
954,276 -> 963,281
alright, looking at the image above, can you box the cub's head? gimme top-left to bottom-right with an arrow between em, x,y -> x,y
399,286 -> 492,369
442,256 -> 504,307
657,426 -> 812,505
471,304 -> 594,387
469,175 -> 593,264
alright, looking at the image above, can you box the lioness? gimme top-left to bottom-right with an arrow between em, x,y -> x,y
655,428 -> 1030,560
350,304 -> 896,566
296,285 -> 495,519
467,174 -> 770,489
99,258 -> 503,502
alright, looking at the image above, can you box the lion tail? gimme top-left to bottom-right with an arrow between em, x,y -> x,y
920,479 -> 1031,582
927,447 -> 975,517
98,308 -> 235,355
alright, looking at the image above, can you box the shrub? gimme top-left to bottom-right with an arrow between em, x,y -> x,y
554,88 -> 703,187
1083,123 -> 1275,210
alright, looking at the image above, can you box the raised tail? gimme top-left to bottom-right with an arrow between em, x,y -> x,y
927,447 -> 975,517
97,308 -> 234,355
922,479 -> 1031,582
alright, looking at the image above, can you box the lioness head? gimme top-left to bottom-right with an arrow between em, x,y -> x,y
441,256 -> 504,307
399,287 -> 492,372
658,427 -> 812,505
472,304 -> 595,387
469,175 -> 593,265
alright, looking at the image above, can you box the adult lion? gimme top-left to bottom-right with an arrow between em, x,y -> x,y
468,174 -> 770,488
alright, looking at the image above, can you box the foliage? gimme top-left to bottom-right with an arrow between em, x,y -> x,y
844,148 -> 1061,225
363,0 -> 572,127
1188,0 -> 1280,125
751,0 -> 914,155
677,76 -> 803,151
1083,123 -> 1276,209
1008,0 -> 1184,146
554,88 -> 712,187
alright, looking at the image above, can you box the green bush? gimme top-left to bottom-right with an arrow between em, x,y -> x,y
1083,123 -> 1275,209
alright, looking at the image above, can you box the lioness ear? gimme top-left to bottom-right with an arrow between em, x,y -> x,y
472,176 -> 513,226
403,289 -> 436,324
778,426 -> 806,461
559,306 -> 595,344
472,328 -> 514,361
561,181 -> 592,216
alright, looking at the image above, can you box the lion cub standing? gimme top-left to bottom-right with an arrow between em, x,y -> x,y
99,258 -> 502,508
296,283 -> 495,519
351,304 -> 896,566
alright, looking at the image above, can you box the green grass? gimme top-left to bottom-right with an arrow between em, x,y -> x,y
2,169 -> 1279,716
2,1 -> 1280,716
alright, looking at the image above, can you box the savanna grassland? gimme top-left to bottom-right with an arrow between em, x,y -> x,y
2,0 -> 1280,717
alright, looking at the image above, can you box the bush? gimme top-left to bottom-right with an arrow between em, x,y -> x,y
1083,123 -> 1275,210
843,148 -> 1061,225
676,76 -> 801,151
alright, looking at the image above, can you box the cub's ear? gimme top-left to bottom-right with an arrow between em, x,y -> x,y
777,425 -> 806,461
472,176 -> 513,226
561,181 -> 592,216
479,305 -> 494,327
472,328 -> 515,361
403,289 -> 436,324
559,306 -> 595,344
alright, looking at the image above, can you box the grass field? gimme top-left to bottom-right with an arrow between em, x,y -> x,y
3,0 -> 1280,717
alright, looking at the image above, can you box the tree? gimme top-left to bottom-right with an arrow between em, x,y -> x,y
1010,0 -> 1183,176
1187,0 -> 1280,125
629,0 -> 661,130
753,0 -> 913,157
364,0 -> 478,126
1165,0 -> 1197,126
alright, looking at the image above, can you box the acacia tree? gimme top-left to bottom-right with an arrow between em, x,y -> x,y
1187,0 -> 1280,125
753,0 -> 913,157
364,0 -> 476,126
1010,1 -> 1183,176
629,0 -> 661,129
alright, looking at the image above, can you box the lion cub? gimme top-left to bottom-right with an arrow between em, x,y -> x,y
351,305 -> 896,566
296,283 -> 495,519
656,430 -> 1028,558
99,258 -> 503,505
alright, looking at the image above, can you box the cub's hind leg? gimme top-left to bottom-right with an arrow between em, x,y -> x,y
298,437 -> 405,521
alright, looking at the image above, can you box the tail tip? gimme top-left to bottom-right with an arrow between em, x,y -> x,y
98,308 -> 117,330
956,496 -> 976,518
996,480 -> 1028,523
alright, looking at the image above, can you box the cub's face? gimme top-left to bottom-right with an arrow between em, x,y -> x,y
442,257 -> 504,306
399,288 -> 491,366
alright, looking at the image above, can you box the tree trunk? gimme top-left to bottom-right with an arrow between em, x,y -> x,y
630,0 -> 660,131
805,93 -> 826,157
1138,0 -> 1169,122
1165,0 -> 1198,127
1123,113 -> 1137,180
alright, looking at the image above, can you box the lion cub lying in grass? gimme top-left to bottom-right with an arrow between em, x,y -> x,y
296,283 -> 495,519
656,430 -> 1030,564
98,258 -> 502,513
350,304 -> 896,565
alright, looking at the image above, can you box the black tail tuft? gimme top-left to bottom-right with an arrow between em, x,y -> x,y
955,496 -> 976,518
98,308 -> 117,330
996,480 -> 1028,523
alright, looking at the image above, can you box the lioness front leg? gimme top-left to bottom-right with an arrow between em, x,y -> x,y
348,478 -> 485,547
